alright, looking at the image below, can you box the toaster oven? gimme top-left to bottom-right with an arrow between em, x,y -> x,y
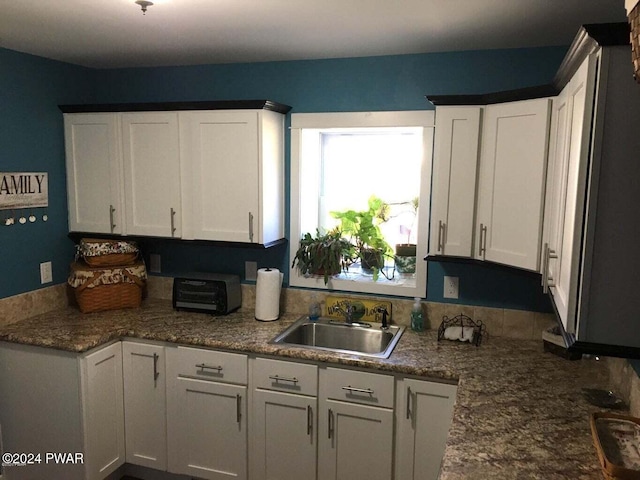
172,273 -> 242,315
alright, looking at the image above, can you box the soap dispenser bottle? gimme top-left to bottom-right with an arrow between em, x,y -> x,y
410,297 -> 424,332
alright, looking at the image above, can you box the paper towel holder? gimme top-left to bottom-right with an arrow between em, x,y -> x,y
255,267 -> 284,322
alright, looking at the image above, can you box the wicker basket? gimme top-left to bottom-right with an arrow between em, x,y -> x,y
79,238 -> 139,267
590,412 -> 640,480
631,3 -> 640,84
69,261 -> 146,313
76,279 -> 143,314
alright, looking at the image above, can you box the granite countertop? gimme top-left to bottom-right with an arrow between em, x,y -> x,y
0,299 -> 612,479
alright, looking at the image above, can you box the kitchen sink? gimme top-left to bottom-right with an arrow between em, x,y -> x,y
270,316 -> 405,359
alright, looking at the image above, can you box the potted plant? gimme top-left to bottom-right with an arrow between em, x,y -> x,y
331,196 -> 393,280
393,196 -> 419,276
291,229 -> 354,285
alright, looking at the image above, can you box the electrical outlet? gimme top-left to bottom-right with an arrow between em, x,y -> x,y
40,261 -> 53,284
245,261 -> 258,281
149,254 -> 161,273
443,275 -> 459,299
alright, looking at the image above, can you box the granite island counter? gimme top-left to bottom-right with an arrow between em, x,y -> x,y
0,298 -> 613,479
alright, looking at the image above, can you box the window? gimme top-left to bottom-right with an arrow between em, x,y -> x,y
290,111 -> 435,297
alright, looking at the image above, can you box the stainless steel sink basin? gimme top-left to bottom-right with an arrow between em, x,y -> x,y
270,316 -> 405,359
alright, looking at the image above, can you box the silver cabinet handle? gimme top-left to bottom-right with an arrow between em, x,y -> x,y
153,353 -> 160,384
406,386 -> 412,420
341,385 -> 374,395
269,374 -> 299,385
195,363 -> 223,374
236,394 -> 242,424
109,205 -> 116,233
248,212 -> 254,242
328,408 -> 334,439
307,405 -> 313,436
170,208 -> 176,237
542,243 -> 558,293
479,223 -> 487,257
541,243 -> 548,288
437,220 -> 445,253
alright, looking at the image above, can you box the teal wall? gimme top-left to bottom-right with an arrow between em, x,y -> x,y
0,48 -> 94,298
1,45 -> 566,311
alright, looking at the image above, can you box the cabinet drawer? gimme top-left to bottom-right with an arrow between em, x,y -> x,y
322,367 -> 394,408
171,346 -> 247,385
252,357 -> 318,396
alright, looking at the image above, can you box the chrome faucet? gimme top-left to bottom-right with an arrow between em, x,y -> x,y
334,300 -> 356,323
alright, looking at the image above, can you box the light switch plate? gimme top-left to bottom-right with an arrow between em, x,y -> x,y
444,276 -> 459,299
40,261 -> 53,284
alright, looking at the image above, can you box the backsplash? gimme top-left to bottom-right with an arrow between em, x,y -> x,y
0,283 -> 67,326
0,277 -> 556,341
147,276 -> 555,341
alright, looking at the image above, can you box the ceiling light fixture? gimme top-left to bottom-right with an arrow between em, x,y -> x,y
135,0 -> 154,15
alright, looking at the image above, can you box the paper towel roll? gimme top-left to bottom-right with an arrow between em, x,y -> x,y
255,268 -> 283,321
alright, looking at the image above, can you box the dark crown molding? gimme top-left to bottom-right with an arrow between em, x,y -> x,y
427,23 -> 632,106
59,99 -> 292,114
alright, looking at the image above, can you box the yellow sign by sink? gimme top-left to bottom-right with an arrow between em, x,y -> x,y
325,295 -> 392,322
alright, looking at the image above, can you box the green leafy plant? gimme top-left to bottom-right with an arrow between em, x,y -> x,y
291,229 -> 354,285
331,196 -> 394,280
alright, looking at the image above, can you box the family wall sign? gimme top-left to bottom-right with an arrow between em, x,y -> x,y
0,172 -> 48,209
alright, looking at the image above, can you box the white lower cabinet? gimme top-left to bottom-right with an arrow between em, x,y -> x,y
0,341 -> 125,480
250,358 -> 318,480
395,378 -> 457,480
122,341 -> 167,470
1,340 -> 458,480
80,342 -> 126,480
166,346 -> 248,480
318,367 -> 394,480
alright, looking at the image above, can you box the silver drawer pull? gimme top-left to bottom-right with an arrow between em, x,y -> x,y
153,353 -> 160,384
341,385 -> 374,395
196,363 -> 223,373
269,374 -> 299,384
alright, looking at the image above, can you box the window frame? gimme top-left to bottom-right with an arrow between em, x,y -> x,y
289,110 -> 435,297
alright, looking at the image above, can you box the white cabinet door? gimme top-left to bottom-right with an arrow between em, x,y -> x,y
180,110 -> 285,244
551,55 -> 598,334
64,113 -> 124,234
252,389 -> 317,480
317,398 -> 393,480
430,106 -> 481,257
122,112 -> 181,237
395,379 -> 457,480
122,342 -> 167,470
80,342 -> 125,480
168,376 -> 247,480
541,88 -> 571,284
475,98 -> 551,271
180,110 -> 260,242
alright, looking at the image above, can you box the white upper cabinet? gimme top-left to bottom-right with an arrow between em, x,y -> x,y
542,55 -> 597,332
63,103 -> 287,243
180,110 -> 285,244
64,113 -> 125,234
475,98 -> 551,271
122,112 -> 182,238
430,106 -> 481,257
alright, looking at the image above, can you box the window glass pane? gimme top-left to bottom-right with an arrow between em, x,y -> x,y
289,111 -> 433,297
316,128 -> 422,284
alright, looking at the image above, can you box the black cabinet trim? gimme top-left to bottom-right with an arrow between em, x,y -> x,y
554,22 -> 630,91
426,84 -> 557,106
68,232 -> 287,250
59,99 -> 292,114
427,22 -> 631,106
